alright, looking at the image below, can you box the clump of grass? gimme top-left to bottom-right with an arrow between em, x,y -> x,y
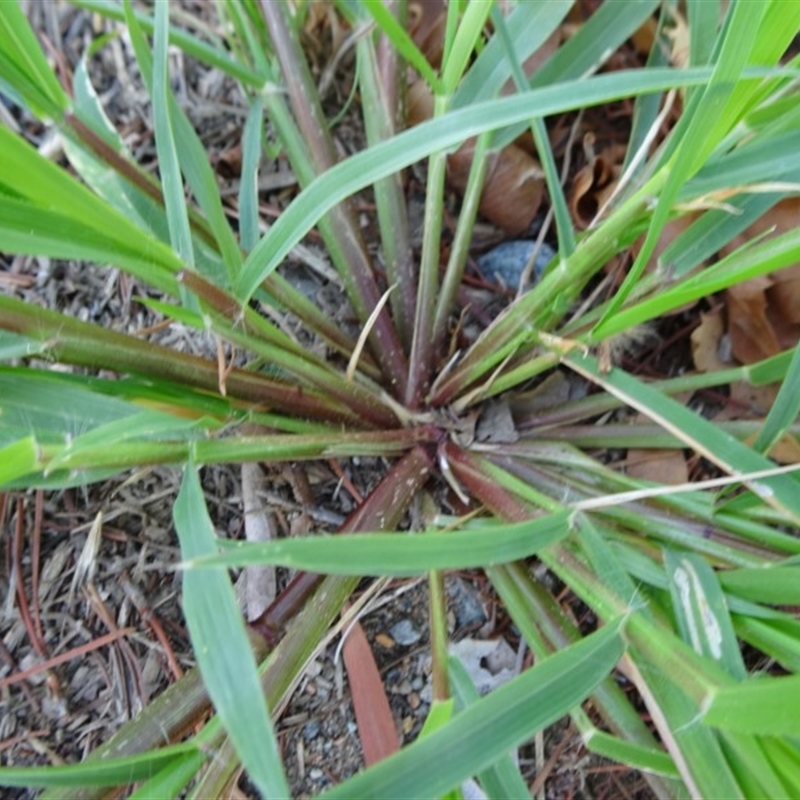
2,1 -> 800,797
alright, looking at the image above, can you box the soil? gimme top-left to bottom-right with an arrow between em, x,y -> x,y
0,3 -> 666,798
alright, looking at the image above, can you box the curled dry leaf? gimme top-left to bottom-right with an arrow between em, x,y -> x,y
691,309 -> 730,374
692,307 -> 781,422
569,139 -> 626,228
463,141 -> 544,235
726,275 -> 783,364
725,268 -> 800,364
720,197 -> 800,364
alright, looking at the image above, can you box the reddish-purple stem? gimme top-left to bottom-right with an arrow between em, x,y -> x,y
251,444 -> 435,640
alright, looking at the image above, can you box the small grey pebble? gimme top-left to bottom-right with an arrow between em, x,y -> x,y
447,577 -> 487,630
411,677 -> 423,691
385,666 -> 401,683
389,618 -> 422,646
476,240 -> 556,290
302,720 -> 320,741
309,768 -> 324,781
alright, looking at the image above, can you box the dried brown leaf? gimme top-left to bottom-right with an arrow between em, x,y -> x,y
627,448 -> 688,485
570,141 -> 625,228
342,620 -> 399,766
726,275 -> 782,364
719,198 -> 800,362
728,380 -> 780,419
768,264 -> 800,325
691,309 -> 730,373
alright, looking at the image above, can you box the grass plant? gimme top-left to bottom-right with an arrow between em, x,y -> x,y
2,0 -> 800,797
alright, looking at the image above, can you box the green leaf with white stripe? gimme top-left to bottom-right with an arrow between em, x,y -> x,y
664,549 -> 746,680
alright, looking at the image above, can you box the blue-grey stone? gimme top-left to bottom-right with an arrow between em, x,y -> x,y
302,720 -> 321,740
389,618 -> 423,646
476,240 -> 556,289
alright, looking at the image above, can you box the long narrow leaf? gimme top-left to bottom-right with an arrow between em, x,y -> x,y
0,744 -> 197,788
174,464 -> 290,799
448,657 -> 532,799
188,509 -> 573,575
150,0 -> 194,267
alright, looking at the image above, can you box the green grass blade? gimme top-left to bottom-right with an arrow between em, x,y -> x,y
664,549 -> 746,680
0,368 -> 165,447
574,514 -> 642,613
703,674 -> 800,735
0,330 -> 48,361
721,731 -> 799,798
167,103 -> 242,282
750,342 -> 800,456
188,509 -> 573,575
127,750 -> 207,800
239,95 -> 264,253
0,437 -> 42,486
322,622 -> 624,800
531,0 -> 661,89
609,654 -> 742,798
357,30 -> 415,345
721,566 -> 800,605
448,657 -> 532,800
72,53 -> 120,147
682,129 -> 800,200
735,615 -> 800,672
0,195 -> 178,295
491,7 -> 575,257
0,126 -> 182,287
440,0 -> 494,94
582,729 -> 679,779
482,0 -> 662,152
595,0 -> 800,334
454,0 -> 573,107
562,352 -> 800,524
591,213 -> 800,339
688,0 -> 720,68
0,744 -> 196,789
0,0 -> 68,118
174,464 -> 290,799
622,9 -> 670,176
361,0 -> 442,93
235,65 -> 717,300
73,0 -> 262,87
149,0 -> 194,267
